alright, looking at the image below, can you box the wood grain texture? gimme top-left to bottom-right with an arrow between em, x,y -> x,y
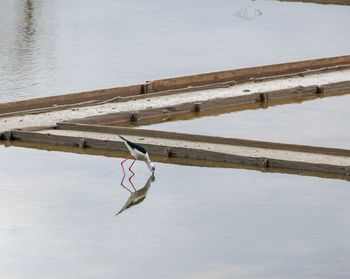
57,122 -> 350,157
9,130 -> 350,176
1,56 -> 349,115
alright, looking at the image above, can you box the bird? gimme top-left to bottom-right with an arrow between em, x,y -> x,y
116,174 -> 155,216
119,136 -> 155,173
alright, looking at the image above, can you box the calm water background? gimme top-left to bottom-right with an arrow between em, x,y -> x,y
140,94 -> 350,149
1,1 -> 350,278
0,145 -> 350,278
1,0 -> 350,102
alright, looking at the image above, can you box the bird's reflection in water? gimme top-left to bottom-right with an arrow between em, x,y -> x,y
116,173 -> 155,216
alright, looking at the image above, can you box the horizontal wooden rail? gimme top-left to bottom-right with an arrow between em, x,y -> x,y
56,122 -> 350,157
147,56 -> 350,92
3,130 -> 350,178
1,138 -> 348,182
1,55 -> 350,115
71,81 -> 350,126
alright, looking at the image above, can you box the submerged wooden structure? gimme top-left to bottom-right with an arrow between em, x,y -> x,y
1,55 -> 350,180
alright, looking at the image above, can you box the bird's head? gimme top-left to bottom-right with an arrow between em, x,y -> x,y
145,157 -> 155,173
150,162 -> 155,172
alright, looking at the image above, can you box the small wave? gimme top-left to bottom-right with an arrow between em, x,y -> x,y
233,7 -> 263,21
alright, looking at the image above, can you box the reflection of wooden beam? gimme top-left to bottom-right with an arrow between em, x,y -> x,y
1,55 -> 350,115
276,0 -> 350,6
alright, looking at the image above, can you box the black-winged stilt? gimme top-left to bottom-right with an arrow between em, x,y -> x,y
116,174 -> 155,215
119,136 -> 155,173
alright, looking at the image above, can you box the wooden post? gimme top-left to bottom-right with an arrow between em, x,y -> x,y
130,113 -> 138,122
194,103 -> 202,112
79,138 -> 86,148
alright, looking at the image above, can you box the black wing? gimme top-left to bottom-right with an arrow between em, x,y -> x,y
120,136 -> 147,154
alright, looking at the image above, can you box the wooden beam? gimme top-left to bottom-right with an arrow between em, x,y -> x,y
70,81 -> 350,126
56,122 -> 350,157
2,139 -> 348,181
1,55 -> 349,115
148,56 -> 350,92
7,129 -> 350,177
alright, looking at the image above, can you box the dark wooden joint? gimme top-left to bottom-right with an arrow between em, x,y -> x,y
79,138 -> 86,148
194,103 -> 202,112
141,81 -> 151,94
3,131 -> 12,141
130,112 -> 138,122
345,167 -> 350,176
260,93 -> 268,103
164,148 -> 175,158
259,158 -> 269,168
316,85 -> 325,94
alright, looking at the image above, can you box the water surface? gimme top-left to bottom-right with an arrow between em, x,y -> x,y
140,93 -> 350,149
1,0 -> 350,102
0,145 -> 349,278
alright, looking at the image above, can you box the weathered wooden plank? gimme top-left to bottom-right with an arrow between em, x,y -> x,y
1,56 -> 350,116
3,138 -> 349,181
56,122 -> 350,157
323,80 -> 350,93
0,84 -> 142,115
267,158 -> 349,175
148,55 -> 350,92
71,82 -> 350,126
267,85 -> 317,100
9,130 -> 350,176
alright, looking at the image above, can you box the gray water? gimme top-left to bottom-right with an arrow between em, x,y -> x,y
0,145 -> 350,278
140,93 -> 350,149
1,0 -> 350,102
1,1 -> 350,278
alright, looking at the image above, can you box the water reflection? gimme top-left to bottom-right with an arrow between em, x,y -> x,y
22,0 -> 35,39
0,0 -> 58,102
232,7 -> 263,21
1,0 -> 37,101
140,93 -> 350,150
117,173 -> 155,216
12,0 -> 37,75
1,0 -> 350,102
1,145 -> 350,278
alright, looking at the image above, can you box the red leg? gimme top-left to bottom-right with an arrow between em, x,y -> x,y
121,155 -> 133,173
120,155 -> 137,191
128,159 -> 136,175
128,172 -> 136,191
127,158 -> 137,190
120,172 -> 132,193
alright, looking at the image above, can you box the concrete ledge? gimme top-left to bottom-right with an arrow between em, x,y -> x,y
6,127 -> 350,177
1,55 -> 349,115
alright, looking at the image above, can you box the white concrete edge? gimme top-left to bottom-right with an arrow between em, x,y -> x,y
1,69 -> 350,133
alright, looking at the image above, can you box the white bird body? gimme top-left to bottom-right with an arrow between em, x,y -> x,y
120,136 -> 155,173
